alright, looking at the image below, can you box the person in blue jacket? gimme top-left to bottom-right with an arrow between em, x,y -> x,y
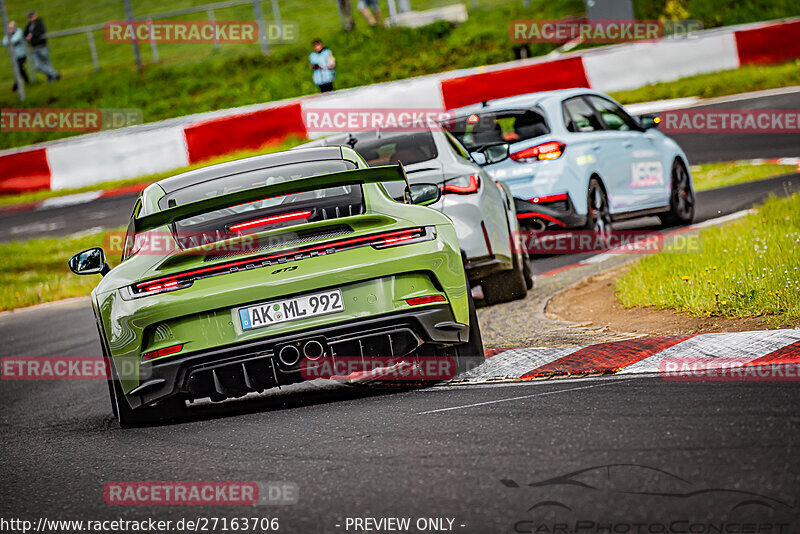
2,21 -> 30,92
309,39 -> 336,93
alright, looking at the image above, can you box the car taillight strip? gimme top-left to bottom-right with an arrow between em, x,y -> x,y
441,174 -> 480,195
142,343 -> 183,362
406,294 -> 446,306
130,227 -> 434,296
227,210 -> 312,232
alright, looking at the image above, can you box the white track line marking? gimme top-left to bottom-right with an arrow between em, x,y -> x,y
416,377 -> 632,415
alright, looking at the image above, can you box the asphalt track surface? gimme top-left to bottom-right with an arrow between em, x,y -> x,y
2,91 -> 800,532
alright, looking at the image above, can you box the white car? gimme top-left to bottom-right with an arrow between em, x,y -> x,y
297,129 -> 532,304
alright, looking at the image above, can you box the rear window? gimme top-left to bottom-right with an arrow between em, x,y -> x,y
346,132 -> 438,167
445,109 -> 550,151
159,160 -> 356,209
154,160 -> 362,246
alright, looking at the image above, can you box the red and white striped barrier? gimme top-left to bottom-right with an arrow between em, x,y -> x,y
460,329 -> 800,383
1,17 -> 797,196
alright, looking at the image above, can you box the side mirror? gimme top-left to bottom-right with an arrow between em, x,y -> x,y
639,114 -> 661,130
481,143 -> 510,164
408,183 -> 442,206
69,247 -> 109,276
470,151 -> 487,165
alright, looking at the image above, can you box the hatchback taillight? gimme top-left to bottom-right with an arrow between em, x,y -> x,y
510,141 -> 566,162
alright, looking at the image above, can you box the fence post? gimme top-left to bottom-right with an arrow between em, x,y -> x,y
86,29 -> 99,71
270,0 -> 282,31
122,0 -> 142,72
147,18 -> 159,63
207,8 -> 219,50
252,0 -> 269,56
386,0 -> 398,25
0,0 -> 24,100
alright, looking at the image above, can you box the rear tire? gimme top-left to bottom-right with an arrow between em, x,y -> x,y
480,229 -> 529,305
454,289 -> 484,375
108,359 -> 186,427
522,256 -> 534,290
585,178 -> 611,235
659,159 -> 695,226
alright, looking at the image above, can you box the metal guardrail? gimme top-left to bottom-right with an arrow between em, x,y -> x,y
40,0 -> 282,73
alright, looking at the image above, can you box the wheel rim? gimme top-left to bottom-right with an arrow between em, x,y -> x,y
589,183 -> 611,235
673,164 -> 694,218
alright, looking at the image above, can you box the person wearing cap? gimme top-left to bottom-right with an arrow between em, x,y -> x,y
24,10 -> 60,82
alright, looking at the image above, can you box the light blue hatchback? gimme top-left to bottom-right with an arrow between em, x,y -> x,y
445,88 -> 695,231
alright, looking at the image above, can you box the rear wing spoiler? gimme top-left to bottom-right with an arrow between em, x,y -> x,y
135,164 -> 409,233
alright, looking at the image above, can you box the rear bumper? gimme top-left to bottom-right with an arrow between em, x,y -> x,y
514,197 -> 586,230
126,305 -> 466,409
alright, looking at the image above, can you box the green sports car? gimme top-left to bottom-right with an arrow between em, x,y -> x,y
70,146 -> 483,426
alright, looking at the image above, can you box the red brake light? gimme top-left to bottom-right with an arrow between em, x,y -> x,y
129,228 -> 434,298
510,141 -> 565,162
442,175 -> 480,195
142,343 -> 183,362
406,295 -> 446,306
228,210 -> 312,232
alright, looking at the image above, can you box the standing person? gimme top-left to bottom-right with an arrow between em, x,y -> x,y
357,0 -> 382,26
2,21 -> 29,92
24,10 -> 60,82
309,39 -> 335,93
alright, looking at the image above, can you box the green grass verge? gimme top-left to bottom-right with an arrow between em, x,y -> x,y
0,227 -> 122,311
0,136 -> 305,208
691,162 -> 797,192
616,193 -> 800,326
610,60 -> 800,104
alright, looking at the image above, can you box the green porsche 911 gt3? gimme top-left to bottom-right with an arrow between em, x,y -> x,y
69,146 -> 483,426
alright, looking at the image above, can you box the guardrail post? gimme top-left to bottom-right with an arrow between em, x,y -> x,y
86,30 -> 99,71
252,0 -> 269,56
207,8 -> 219,50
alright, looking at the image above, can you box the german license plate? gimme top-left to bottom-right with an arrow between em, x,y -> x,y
238,289 -> 344,331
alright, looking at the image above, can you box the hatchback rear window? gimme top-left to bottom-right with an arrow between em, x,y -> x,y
445,109 -> 550,151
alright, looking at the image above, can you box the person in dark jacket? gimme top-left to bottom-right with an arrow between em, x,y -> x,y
24,11 -> 59,82
2,21 -> 29,91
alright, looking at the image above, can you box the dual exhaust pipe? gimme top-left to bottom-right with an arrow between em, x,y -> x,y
277,339 -> 325,367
